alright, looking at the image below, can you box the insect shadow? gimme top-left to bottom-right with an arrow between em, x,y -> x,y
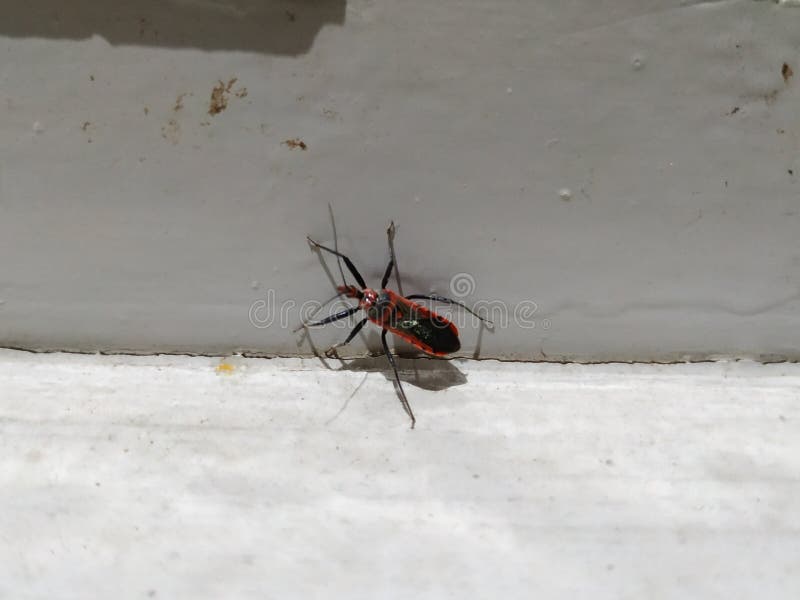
300,327 -> 467,392
335,353 -> 467,392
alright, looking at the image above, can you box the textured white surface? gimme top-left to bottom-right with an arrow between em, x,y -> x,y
1,349 -> 799,598
1,0 -> 799,361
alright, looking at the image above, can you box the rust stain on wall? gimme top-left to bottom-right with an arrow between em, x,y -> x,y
283,138 -> 307,150
208,78 -> 247,115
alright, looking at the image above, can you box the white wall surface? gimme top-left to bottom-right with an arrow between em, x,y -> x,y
1,0 -> 799,361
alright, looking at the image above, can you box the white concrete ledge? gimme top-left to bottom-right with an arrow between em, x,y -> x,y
1,349 -> 798,598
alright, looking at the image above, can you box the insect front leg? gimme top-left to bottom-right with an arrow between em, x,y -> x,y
299,306 -> 361,328
325,317 -> 369,358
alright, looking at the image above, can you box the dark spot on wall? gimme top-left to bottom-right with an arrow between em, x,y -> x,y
782,62 -> 793,84
283,138 -> 307,150
81,120 -> 94,142
174,93 -> 187,111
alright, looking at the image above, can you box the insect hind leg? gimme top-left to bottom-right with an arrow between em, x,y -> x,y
405,293 -> 494,326
381,329 -> 415,429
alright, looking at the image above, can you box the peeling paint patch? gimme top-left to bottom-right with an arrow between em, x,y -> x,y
208,78 -> 246,115
209,81 -> 229,115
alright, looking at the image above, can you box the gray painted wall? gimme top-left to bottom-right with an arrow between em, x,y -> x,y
1,0 -> 798,361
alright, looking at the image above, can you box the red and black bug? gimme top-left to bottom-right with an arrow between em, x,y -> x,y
299,219 -> 491,428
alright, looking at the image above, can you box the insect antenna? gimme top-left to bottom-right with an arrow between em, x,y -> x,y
328,203 -> 349,289
295,205 -> 357,333
292,291 -> 346,333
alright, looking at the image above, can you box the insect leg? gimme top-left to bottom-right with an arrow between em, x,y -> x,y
292,291 -> 346,333
328,203 -> 349,288
380,256 -> 394,290
301,306 -> 361,328
381,221 -> 397,289
325,317 -> 369,357
405,294 -> 494,325
381,329 -> 416,429
307,237 -> 367,289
